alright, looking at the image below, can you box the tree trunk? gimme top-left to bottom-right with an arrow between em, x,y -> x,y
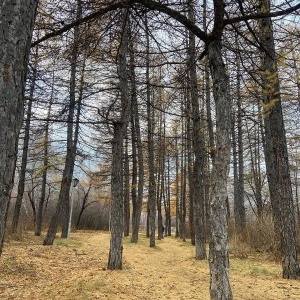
145,15 -> 156,248
44,1 -> 82,244
12,50 -> 37,233
234,40 -> 246,233
175,134 -> 180,238
130,36 -> 144,242
35,79 -> 52,236
259,0 -> 300,279
187,0 -> 206,260
108,11 -> 131,269
0,0 -> 38,255
75,185 -> 92,229
208,38 -> 233,300
123,136 -> 130,237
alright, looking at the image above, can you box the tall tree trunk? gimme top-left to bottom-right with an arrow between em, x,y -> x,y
123,136 -> 130,237
259,0 -> 300,279
208,37 -> 233,299
130,36 -> 144,242
235,40 -> 246,233
186,74 -> 195,245
35,71 -> 54,236
145,14 -> 156,248
175,133 -> 180,238
156,107 -> 164,240
180,136 -> 187,242
12,47 -> 38,233
43,1 -> 83,244
187,0 -> 206,260
108,10 -> 131,269
165,154 -> 171,236
0,0 -> 38,255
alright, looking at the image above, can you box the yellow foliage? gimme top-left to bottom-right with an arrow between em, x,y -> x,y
260,98 -> 279,114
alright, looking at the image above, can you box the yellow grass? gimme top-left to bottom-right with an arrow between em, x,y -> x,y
1,231 -> 300,299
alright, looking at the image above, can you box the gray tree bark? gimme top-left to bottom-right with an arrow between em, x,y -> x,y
108,10 -> 131,269
35,71 -> 54,236
130,36 -> 144,242
12,48 -> 37,233
43,0 -> 83,244
187,0 -> 206,260
258,0 -> 300,279
208,37 -> 233,300
145,15 -> 156,248
0,0 -> 38,255
234,40 -> 246,233
123,136 -> 130,237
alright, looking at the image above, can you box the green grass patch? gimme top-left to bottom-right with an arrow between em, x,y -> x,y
54,237 -> 83,249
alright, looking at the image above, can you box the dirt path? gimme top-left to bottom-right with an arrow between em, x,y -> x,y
0,231 -> 299,299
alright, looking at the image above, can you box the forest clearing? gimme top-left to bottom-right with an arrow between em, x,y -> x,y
0,230 -> 299,300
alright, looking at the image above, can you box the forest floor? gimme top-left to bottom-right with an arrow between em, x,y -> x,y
0,231 -> 300,300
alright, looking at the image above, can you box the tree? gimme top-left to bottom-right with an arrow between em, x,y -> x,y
0,0 -> 38,255
43,0 -> 84,245
108,10 -> 131,270
12,45 -> 38,233
257,0 -> 300,279
187,0 -> 206,260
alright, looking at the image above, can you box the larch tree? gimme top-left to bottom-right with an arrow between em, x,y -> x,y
43,0 -> 83,245
0,0 -> 38,255
257,0 -> 300,279
107,9 -> 131,270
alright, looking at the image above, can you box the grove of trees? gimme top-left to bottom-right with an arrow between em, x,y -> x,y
1,0 -> 300,299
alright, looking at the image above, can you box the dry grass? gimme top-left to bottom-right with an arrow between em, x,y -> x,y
0,231 -> 300,299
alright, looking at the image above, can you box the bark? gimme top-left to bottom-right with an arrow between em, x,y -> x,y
186,73 -> 195,245
208,38 -> 233,300
108,10 -> 131,269
123,137 -> 130,237
44,1 -> 82,244
234,42 -> 246,233
165,155 -> 171,236
187,0 -> 206,260
108,123 -> 126,269
35,78 -> 52,236
0,0 -> 38,255
12,51 -> 37,233
146,15 -> 156,248
180,139 -> 187,242
175,134 -> 180,238
130,38 -> 144,242
156,107 -> 164,240
258,0 -> 300,279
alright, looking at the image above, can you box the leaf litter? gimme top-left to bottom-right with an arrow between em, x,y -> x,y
0,231 -> 300,299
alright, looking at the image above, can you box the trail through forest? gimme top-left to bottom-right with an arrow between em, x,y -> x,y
0,231 -> 300,299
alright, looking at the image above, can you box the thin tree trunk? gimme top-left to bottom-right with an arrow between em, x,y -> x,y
35,71 -> 54,236
12,48 -> 38,233
123,136 -> 130,237
0,0 -> 38,255
145,14 -> 156,248
180,137 -> 187,242
175,134 -> 180,238
44,1 -> 83,244
75,185 -> 92,228
108,10 -> 131,269
235,39 -> 246,233
130,37 -> 144,242
187,0 -> 206,259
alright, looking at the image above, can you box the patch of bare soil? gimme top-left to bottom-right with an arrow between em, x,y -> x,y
0,231 -> 299,299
